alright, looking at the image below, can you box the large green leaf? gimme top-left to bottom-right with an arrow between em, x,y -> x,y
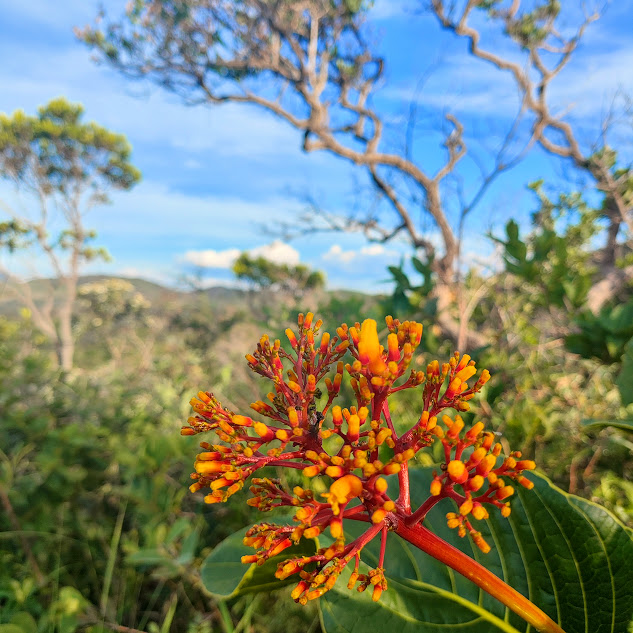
616,338 -> 633,406
319,469 -> 633,633
200,522 -> 315,599
196,471 -> 633,631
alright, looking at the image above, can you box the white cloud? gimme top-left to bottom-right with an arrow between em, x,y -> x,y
323,242 -> 400,264
182,248 -> 241,269
361,244 -> 391,256
181,240 -> 299,270
323,244 -> 357,264
249,240 -> 300,265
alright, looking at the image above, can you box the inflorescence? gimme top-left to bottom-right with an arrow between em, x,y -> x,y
182,314 -> 535,604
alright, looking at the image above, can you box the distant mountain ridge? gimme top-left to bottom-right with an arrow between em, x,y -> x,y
0,275 -> 251,317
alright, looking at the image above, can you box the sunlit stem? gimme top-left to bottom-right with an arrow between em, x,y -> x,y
378,525 -> 388,568
395,521 -> 566,633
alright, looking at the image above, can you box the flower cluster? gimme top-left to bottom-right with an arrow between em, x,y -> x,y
182,314 -> 536,604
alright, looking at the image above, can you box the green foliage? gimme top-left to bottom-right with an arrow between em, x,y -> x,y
493,180 -> 633,409
0,98 -> 140,194
232,252 -> 326,295
383,255 -> 439,351
200,523 -> 315,599
492,182 -> 598,310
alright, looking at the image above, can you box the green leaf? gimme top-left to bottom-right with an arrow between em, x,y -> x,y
0,626 -> 27,633
319,469 -> 633,633
387,266 -> 411,290
616,337 -> 633,406
126,548 -> 173,567
582,418 -> 633,435
200,523 -> 315,599
8,614 -> 37,633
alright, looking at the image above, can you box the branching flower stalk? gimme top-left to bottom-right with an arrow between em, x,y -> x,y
182,314 -> 564,633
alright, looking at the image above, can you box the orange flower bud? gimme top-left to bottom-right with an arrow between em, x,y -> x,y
347,414 -> 360,441
516,460 -> 536,471
204,492 -> 224,504
471,503 -> 488,521
471,473 -> 487,491
319,332 -> 330,354
465,421 -> 485,441
382,463 -> 401,475
456,354 -> 471,371
330,518 -> 343,539
303,526 -> 321,539
430,478 -> 442,496
232,415 -> 253,426
459,497 -> 473,516
387,332 -> 400,362
291,581 -> 309,600
374,477 -> 388,494
195,460 -> 227,475
472,532 -> 491,554
285,328 -> 298,347
445,377 -> 462,399
324,474 -> 363,514
358,319 -> 387,375
253,422 -> 273,440
455,365 -> 477,383
325,465 -> 344,478
372,509 -> 387,524
241,554 -> 259,564
496,485 -> 515,500
447,460 -> 468,484
476,454 -> 497,477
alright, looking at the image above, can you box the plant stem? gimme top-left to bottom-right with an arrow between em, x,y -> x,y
397,461 -> 411,513
0,487 -> 45,586
404,492 -> 445,526
217,600 -> 235,633
395,521 -> 566,633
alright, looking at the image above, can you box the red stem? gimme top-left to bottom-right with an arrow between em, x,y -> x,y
397,461 -> 411,513
395,521 -> 566,633
378,525 -> 388,567
381,400 -> 397,438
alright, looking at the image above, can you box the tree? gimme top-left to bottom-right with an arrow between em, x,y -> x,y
429,0 -> 633,306
78,1 -> 615,348
232,252 -> 325,295
0,98 -> 141,371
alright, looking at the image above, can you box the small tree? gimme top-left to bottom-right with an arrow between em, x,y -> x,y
0,98 -> 141,371
232,252 -> 326,296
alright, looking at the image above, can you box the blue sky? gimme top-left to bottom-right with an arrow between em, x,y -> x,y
1,0 -> 632,292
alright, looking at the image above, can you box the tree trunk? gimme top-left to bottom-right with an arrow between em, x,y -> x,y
56,277 -> 77,372
433,281 -> 488,351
